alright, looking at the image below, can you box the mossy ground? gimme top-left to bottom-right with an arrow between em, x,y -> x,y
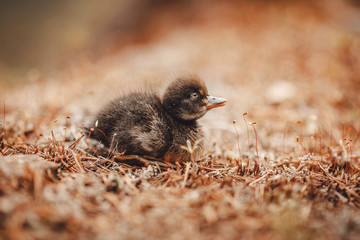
1,1 -> 360,239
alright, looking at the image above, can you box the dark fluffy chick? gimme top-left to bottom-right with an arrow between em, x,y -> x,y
89,75 -> 227,162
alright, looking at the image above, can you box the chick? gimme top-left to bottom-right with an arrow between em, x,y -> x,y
89,75 -> 227,162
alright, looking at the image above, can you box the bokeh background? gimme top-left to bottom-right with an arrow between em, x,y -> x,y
1,0 -> 360,154
1,1 -> 360,240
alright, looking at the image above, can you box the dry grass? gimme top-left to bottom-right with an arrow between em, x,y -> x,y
1,1 -> 360,240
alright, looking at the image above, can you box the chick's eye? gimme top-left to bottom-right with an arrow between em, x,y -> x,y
191,92 -> 198,98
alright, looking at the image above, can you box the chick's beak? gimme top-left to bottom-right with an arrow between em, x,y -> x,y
206,96 -> 227,110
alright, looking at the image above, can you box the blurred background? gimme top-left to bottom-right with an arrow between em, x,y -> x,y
1,0 -> 244,84
1,0 -> 359,83
1,0 -> 360,155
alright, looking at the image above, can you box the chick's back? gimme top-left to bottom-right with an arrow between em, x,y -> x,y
91,92 -> 172,157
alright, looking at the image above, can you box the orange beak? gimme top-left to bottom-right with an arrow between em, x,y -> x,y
206,96 -> 227,110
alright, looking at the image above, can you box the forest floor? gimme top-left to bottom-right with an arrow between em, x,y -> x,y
1,1 -> 360,240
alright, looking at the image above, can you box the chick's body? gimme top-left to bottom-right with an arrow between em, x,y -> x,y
90,76 -> 226,162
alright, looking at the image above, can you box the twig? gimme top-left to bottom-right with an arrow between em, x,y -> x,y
243,112 -> 250,153
232,120 -> 242,164
108,133 -> 117,159
297,120 -> 303,140
182,162 -> 191,188
249,171 -> 272,186
297,136 -> 307,155
95,124 -> 110,143
51,131 -> 60,153
198,165 -> 232,171
251,122 -> 259,161
64,116 -> 70,142
117,167 -> 140,193
318,163 -> 360,200
59,157 -> 75,172
96,163 -> 112,173
71,150 -> 85,173
115,155 -> 175,169
67,134 -> 84,150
